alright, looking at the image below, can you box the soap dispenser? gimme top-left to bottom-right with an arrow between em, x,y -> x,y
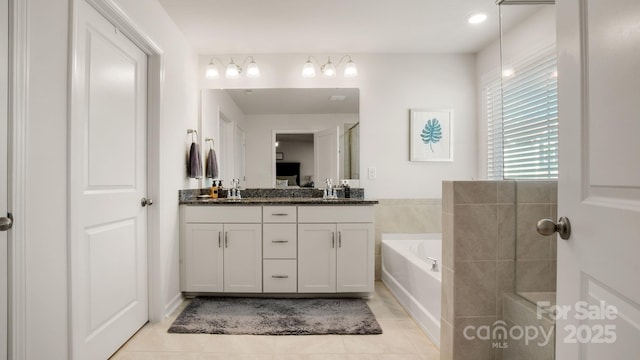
343,180 -> 351,199
210,180 -> 219,198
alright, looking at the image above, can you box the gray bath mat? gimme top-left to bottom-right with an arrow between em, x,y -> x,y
168,297 -> 383,335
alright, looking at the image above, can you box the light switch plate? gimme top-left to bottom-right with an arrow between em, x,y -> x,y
367,167 -> 377,180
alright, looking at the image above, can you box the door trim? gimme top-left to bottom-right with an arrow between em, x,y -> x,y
68,0 -> 164,357
8,0 -> 28,358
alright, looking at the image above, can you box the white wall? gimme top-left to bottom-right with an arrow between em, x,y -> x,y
476,6 -> 556,178
244,113 -> 357,187
200,53 -> 478,198
24,0 -> 197,358
200,89 -> 246,187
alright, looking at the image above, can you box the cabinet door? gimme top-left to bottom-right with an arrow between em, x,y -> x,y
336,223 -> 374,292
182,223 -> 224,292
223,224 -> 262,292
298,223 -> 336,293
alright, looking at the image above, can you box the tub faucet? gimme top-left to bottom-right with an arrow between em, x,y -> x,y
426,257 -> 439,272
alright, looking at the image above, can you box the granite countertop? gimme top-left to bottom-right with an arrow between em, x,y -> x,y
178,187 -> 377,205
180,197 -> 378,205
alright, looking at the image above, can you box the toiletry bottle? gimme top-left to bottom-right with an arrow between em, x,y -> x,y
210,180 -> 219,198
344,182 -> 350,198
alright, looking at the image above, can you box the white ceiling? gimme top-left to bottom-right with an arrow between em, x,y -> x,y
226,88 -> 359,115
157,0 -> 538,54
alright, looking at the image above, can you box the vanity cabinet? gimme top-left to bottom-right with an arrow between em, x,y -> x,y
181,206 -> 262,293
297,206 -> 374,293
180,203 -> 374,295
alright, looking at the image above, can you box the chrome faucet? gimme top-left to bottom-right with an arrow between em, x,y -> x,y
426,257 -> 439,272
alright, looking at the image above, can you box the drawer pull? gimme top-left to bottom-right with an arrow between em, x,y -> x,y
218,232 -> 222,248
224,232 -> 228,248
338,232 -> 342,248
271,275 -> 289,279
332,232 -> 335,248
272,240 -> 289,243
271,213 -> 289,216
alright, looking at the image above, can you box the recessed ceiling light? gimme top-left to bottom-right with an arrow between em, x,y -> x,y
468,13 -> 488,25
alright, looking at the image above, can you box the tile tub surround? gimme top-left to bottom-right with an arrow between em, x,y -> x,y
374,199 -> 442,280
440,180 -> 557,360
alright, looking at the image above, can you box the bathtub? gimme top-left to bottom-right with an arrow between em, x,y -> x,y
381,233 -> 441,347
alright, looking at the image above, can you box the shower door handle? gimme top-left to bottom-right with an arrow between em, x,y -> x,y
537,217 -> 571,240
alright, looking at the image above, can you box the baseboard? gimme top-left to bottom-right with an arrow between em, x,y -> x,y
164,292 -> 184,318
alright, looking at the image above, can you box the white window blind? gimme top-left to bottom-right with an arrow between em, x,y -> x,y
485,46 -> 558,180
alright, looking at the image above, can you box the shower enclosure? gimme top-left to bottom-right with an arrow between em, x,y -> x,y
498,1 -> 558,359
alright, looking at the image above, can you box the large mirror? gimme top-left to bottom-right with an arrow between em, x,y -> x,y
200,88 -> 359,188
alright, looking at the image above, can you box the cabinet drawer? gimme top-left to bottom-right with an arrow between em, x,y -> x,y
183,206 -> 261,223
298,205 -> 374,223
262,206 -> 297,223
263,224 -> 297,259
263,260 -> 297,293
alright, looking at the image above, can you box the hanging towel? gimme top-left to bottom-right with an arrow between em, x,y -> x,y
187,141 -> 203,178
206,148 -> 219,179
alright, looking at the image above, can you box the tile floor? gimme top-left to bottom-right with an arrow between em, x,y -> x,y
111,282 -> 440,360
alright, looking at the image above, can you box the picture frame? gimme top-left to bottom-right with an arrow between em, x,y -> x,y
276,152 -> 284,160
410,108 -> 453,162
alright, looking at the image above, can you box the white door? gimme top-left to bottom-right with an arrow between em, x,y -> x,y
70,1 -> 148,358
556,0 -> 640,358
234,124 -> 246,185
298,223 -> 336,293
0,0 -> 8,358
218,115 -> 233,186
314,127 -> 339,186
223,224 -> 262,292
336,223 -> 374,293
183,224 -> 224,292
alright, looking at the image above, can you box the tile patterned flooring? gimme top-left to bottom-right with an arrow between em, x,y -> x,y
111,282 -> 440,360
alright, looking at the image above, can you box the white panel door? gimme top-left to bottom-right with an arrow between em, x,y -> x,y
70,1 -> 148,359
556,0 -> 640,358
183,224 -> 224,292
234,124 -> 245,185
314,126 -> 339,186
0,0 -> 8,358
298,223 -> 336,293
223,224 -> 262,292
336,223 -> 374,293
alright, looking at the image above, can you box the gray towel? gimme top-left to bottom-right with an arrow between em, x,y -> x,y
206,148 -> 219,179
187,142 -> 202,178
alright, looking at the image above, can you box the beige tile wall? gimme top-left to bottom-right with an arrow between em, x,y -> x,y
374,199 -> 442,280
440,181 -> 516,360
440,180 -> 557,360
515,181 -> 558,295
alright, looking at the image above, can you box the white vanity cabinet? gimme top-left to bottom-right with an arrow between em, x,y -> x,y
181,206 -> 262,293
297,206 -> 375,293
262,206 -> 297,293
181,203 -> 375,295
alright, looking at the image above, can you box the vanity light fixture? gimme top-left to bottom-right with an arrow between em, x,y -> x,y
205,56 -> 260,79
302,56 -> 358,78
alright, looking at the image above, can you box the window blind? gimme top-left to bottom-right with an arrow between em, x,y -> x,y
485,46 -> 558,180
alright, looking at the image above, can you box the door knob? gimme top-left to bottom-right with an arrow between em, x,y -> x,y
140,197 -> 154,207
0,213 -> 13,231
537,217 -> 571,240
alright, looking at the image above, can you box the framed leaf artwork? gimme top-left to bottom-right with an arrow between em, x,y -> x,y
410,109 -> 453,162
